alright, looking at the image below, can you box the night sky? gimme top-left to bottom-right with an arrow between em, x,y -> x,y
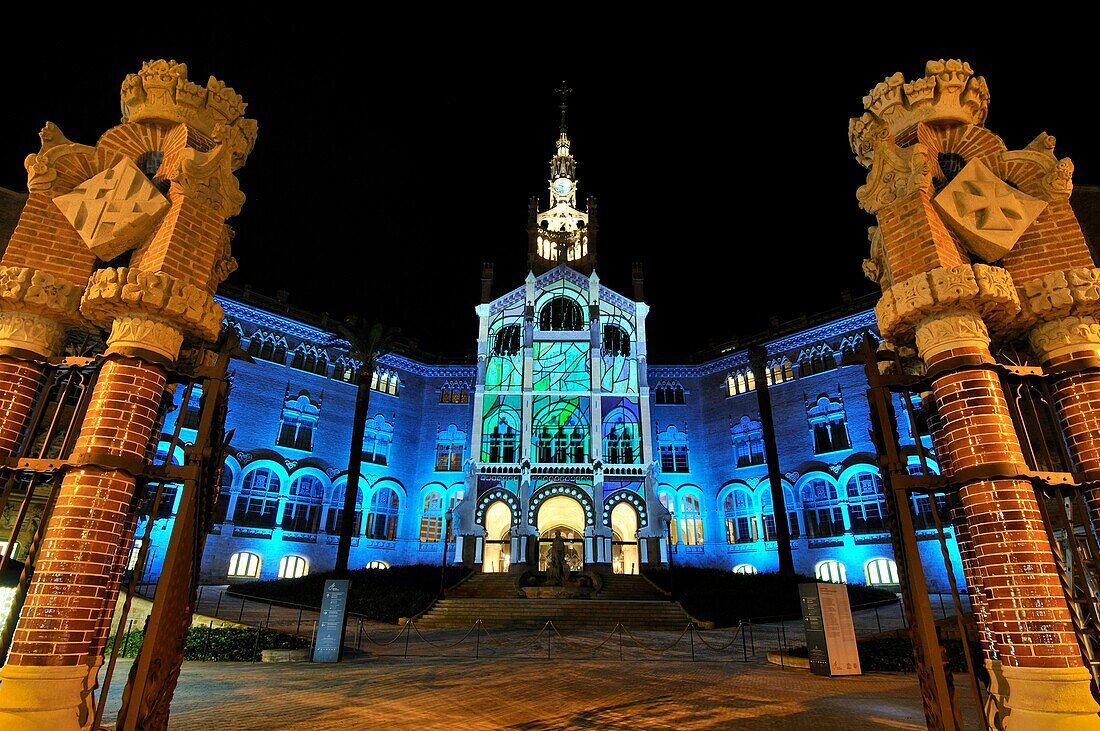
1,25 -> 1095,362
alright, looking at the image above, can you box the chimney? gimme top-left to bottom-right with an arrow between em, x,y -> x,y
632,262 -> 645,301
481,262 -> 494,303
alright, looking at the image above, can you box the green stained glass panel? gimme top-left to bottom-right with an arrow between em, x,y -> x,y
533,342 -> 590,392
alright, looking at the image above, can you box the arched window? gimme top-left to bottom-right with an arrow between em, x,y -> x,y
658,426 -> 690,473
420,491 -> 444,542
602,325 -> 630,357
238,468 -> 281,527
722,488 -> 756,544
865,558 -> 899,586
228,551 -> 261,578
435,424 -> 466,471
730,416 -> 765,468
278,555 -> 309,579
440,381 -> 471,404
366,487 -> 400,541
659,489 -> 677,545
283,474 -> 323,532
816,560 -> 847,583
679,492 -> 704,546
326,484 -> 363,534
371,369 -> 400,396
760,485 -> 800,540
363,414 -> 395,465
277,391 -> 320,452
214,461 -> 235,524
365,560 -> 390,570
732,563 -> 757,574
493,324 -> 523,356
802,478 -> 843,538
846,472 -> 886,535
808,394 -> 850,454
538,296 -> 584,331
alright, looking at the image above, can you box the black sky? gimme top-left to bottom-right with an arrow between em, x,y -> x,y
1,23 -> 1096,362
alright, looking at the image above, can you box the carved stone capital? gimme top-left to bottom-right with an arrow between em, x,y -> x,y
856,142 -> 935,214
22,122 -> 96,193
0,266 -> 85,320
1029,316 -> 1100,362
81,267 -> 223,343
106,315 -> 184,363
0,311 -> 66,359
876,263 -> 1019,345
1017,267 -> 1100,328
915,311 -> 990,361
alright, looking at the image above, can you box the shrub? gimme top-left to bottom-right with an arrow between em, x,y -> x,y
108,625 -> 309,662
643,567 -> 896,627
229,564 -> 471,624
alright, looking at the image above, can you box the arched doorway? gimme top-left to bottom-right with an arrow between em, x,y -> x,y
482,501 -> 512,573
536,495 -> 585,571
610,501 -> 639,575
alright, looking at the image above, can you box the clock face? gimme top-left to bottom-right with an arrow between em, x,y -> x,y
553,178 -> 573,196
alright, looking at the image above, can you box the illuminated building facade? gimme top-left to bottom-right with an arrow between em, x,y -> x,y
121,111 -> 966,592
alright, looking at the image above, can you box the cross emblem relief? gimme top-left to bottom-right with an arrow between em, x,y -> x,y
53,157 -> 169,261
933,158 -> 1046,262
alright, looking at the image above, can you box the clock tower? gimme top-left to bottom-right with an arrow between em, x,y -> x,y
527,83 -> 598,275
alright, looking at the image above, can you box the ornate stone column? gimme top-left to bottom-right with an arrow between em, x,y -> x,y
852,60 -> 1100,727
0,60 -> 254,731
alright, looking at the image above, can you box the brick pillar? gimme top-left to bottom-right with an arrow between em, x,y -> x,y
0,59 -> 254,731
0,359 -> 45,458
1030,317 -> 1100,529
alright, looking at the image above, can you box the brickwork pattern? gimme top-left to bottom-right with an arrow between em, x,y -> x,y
0,358 -> 44,458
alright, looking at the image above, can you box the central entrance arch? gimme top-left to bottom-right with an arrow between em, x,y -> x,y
610,501 -> 640,575
536,495 -> 585,571
482,501 -> 512,573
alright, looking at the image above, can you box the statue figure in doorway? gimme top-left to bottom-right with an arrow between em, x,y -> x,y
546,530 -> 571,585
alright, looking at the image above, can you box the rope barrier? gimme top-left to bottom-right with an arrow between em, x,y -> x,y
692,625 -> 745,653
408,621 -> 478,650
621,623 -> 692,653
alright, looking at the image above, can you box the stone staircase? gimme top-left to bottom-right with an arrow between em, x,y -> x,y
416,570 -> 689,630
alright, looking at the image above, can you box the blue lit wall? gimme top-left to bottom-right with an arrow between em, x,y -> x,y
141,293 -> 965,594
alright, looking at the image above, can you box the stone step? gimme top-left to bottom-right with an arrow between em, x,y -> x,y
416,599 -> 692,629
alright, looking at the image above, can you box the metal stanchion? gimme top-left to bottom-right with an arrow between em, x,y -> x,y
689,624 -> 695,662
618,624 -> 623,662
404,621 -> 411,658
239,595 -> 246,623
741,623 -> 747,661
475,620 -> 481,659
215,590 -> 223,618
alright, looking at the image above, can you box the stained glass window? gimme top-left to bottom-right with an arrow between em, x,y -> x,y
532,396 -> 590,463
481,396 -> 522,462
533,342 -> 590,392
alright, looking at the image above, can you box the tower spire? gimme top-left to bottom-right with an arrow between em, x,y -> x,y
527,84 -> 597,275
556,80 -> 572,132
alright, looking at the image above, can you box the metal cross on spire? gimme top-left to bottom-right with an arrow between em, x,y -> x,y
556,81 -> 572,132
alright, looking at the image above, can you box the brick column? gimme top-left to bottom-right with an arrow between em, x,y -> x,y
917,312 -> 1099,727
1030,317 -> 1100,528
0,358 -> 45,458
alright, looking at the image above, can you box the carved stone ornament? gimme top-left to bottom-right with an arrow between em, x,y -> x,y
120,59 -> 258,170
856,143 -> 934,214
106,315 -> 184,362
23,122 -> 97,192
875,263 -> 1020,345
1017,268 -> 1100,328
849,59 -> 989,168
1029,316 -> 1100,361
0,265 -> 84,318
82,266 -> 223,342
933,158 -> 1046,263
0,311 -> 67,358
53,158 -> 169,261
172,145 -> 245,219
914,311 -> 990,361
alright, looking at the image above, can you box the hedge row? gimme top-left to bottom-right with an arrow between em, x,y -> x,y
109,625 -> 309,662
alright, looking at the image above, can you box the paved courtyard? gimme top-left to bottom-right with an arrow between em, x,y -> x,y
100,653 -> 980,730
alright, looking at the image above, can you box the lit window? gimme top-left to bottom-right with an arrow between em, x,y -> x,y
366,487 -> 401,541
493,325 -> 522,356
365,560 -> 390,570
815,560 -> 846,583
603,420 -> 639,465
435,424 -> 466,471
659,490 -> 677,545
326,484 -> 363,534
276,390 -> 320,452
730,416 -> 766,468
657,425 -> 690,473
865,558 -> 899,586
802,478 -> 843,538
678,492 -> 704,545
278,555 -> 309,579
0,541 -> 19,561
440,380 -> 471,404
362,414 -> 395,465
238,468 -> 281,528
846,472 -> 886,535
726,368 -> 757,396
370,368 -> 400,396
807,394 -> 850,454
420,491 -> 444,542
602,325 -> 631,357
732,563 -> 757,574
722,488 -> 756,544
760,485 -> 800,540
228,551 -> 261,578
283,475 -> 323,532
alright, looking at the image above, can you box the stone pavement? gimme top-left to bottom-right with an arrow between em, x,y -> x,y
98,653 -> 981,730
